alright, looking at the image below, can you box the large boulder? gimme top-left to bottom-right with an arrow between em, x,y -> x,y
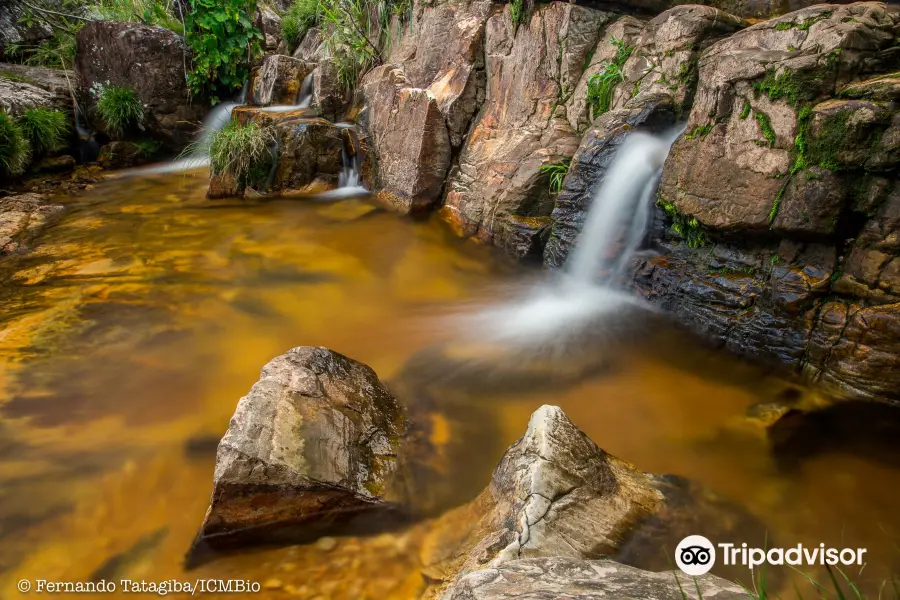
247,55 -> 315,107
439,3 -> 612,256
192,346 -> 408,550
444,557 -> 745,600
0,63 -> 72,115
74,21 -> 204,148
632,2 -> 900,403
0,193 -> 63,256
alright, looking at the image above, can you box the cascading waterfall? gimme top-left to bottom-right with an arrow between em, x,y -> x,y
461,126 -> 684,347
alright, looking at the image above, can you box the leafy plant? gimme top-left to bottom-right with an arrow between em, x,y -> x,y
539,159 -> 571,194
282,0 -> 321,48
5,0 -> 86,68
0,111 -> 31,177
96,86 -> 144,135
319,0 -> 385,92
208,121 -> 275,186
185,0 -> 263,102
585,36 -> 633,120
19,108 -> 70,154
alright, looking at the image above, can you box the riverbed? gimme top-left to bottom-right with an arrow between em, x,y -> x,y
1,169 -> 898,598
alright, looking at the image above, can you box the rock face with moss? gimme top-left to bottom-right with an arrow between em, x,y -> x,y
439,3 -> 612,257
193,346 -> 407,550
75,21 -> 204,147
632,2 -> 900,402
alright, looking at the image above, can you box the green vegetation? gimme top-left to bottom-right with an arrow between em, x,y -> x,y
715,265 -> 757,276
774,12 -> 830,32
586,36 -> 634,120
754,111 -> 776,147
685,124 -> 712,140
282,0 -> 321,48
93,0 -> 184,33
807,109 -> 850,171
135,139 -> 163,157
185,0 -> 263,102
769,181 -> 787,224
658,198 -> 709,248
208,121 -> 275,186
791,105 -> 812,174
0,112 -> 31,177
19,108 -> 70,154
510,0 -> 526,29
739,101 -> 751,120
752,68 -> 821,108
96,86 -> 144,135
539,159 -> 571,194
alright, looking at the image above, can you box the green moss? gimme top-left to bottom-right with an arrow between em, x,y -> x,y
807,109 -> 850,171
586,36 -> 633,119
714,265 -> 757,276
19,108 -> 69,154
754,111 -> 776,147
96,86 -> 144,136
769,182 -> 787,224
739,101 -> 751,119
135,139 -> 163,157
774,13 -> 830,31
0,111 -> 30,176
658,198 -> 709,248
685,124 -> 712,140
752,69 -> 821,108
0,70 -> 34,84
632,80 -> 641,98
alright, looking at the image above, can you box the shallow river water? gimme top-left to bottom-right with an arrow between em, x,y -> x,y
1,169 -> 899,598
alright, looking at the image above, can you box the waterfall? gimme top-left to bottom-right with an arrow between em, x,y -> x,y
297,73 -> 313,109
566,131 -> 678,285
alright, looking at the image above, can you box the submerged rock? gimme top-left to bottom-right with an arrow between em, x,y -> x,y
75,21 -> 204,148
192,346 -> 407,551
0,193 -> 64,256
444,556 -> 745,600
97,141 -> 152,170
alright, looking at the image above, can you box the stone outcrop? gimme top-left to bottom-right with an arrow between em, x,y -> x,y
97,141 -> 152,169
193,346 -> 407,550
419,405 -> 764,596
360,0 -> 492,214
0,1 -> 55,58
247,55 -> 315,107
439,3 -> 612,257
256,7 -> 283,53
0,193 -> 63,256
206,107 -> 346,198
444,557 -> 745,600
0,63 -> 72,116
632,2 -> 900,402
74,21 -> 204,148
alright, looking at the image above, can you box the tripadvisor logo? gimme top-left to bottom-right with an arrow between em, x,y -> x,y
675,535 -> 868,576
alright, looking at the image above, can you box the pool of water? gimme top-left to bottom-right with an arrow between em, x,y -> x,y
0,170 -> 898,598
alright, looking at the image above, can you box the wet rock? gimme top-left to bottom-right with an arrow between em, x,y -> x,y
361,65 -> 452,214
248,55 -> 315,107
193,346 -> 407,550
545,99 -> 678,268
444,556 -> 745,600
75,21 -> 204,148
97,142 -> 150,170
34,155 -> 76,174
440,3 -> 611,255
312,59 -> 348,122
0,192 -> 63,255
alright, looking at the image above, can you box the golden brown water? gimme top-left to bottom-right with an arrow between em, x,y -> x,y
1,170 -> 899,598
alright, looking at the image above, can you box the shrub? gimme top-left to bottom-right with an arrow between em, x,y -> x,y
186,0 -> 263,103
0,112 -> 31,177
283,0 -> 320,49
208,121 -> 275,186
19,108 -> 70,154
96,86 -> 144,135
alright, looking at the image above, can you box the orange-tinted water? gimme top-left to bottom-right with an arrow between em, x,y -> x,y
0,170 -> 898,598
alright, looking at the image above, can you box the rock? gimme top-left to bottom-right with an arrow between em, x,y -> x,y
292,27 -> 325,61
660,3 -> 898,234
312,58 -> 348,122
34,154 -> 76,173
444,557 -> 745,600
0,77 -> 68,116
75,21 -> 204,148
0,1 -> 54,58
545,99 -> 678,268
361,65 -> 452,214
420,405 -> 767,595
97,141 -> 150,170
256,7 -> 283,53
0,192 -> 63,255
192,346 -> 407,550
248,55 -> 315,107
440,3 -> 611,254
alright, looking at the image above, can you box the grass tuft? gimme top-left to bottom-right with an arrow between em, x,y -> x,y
586,36 -> 633,120
19,108 -> 70,154
96,86 -> 144,136
208,121 -> 276,186
539,158 -> 571,194
510,0 -> 526,28
283,0 -> 321,49
0,111 -> 31,177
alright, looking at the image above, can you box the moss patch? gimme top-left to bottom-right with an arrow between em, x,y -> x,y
658,198 -> 709,248
685,124 -> 712,140
752,69 -> 823,108
754,111 -> 776,147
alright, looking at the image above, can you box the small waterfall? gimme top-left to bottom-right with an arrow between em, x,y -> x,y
566,131 -> 677,285
297,73 -> 313,109
73,105 -> 100,163
338,147 -> 361,188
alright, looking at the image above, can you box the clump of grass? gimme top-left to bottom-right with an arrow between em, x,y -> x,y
19,108 -> 70,154
510,0 -> 526,28
586,36 -> 634,120
0,111 -> 31,177
208,121 -> 275,186
539,158 -> 571,194
283,0 -> 321,49
96,86 -> 144,136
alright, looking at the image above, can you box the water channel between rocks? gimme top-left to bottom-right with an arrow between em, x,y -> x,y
0,169 -> 899,598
